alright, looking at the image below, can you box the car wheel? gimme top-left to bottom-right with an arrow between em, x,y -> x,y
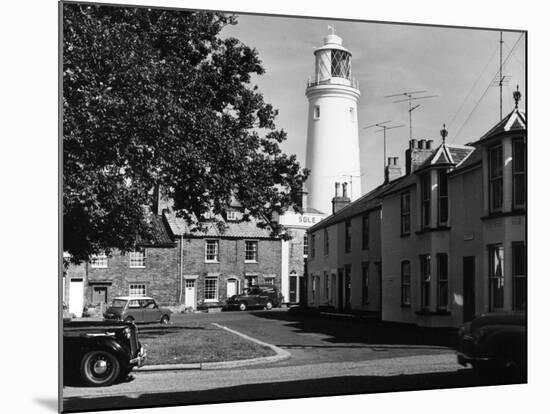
124,316 -> 134,324
239,302 -> 247,311
265,301 -> 273,310
160,315 -> 170,324
80,350 -> 121,387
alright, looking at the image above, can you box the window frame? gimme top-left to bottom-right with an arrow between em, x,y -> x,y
512,241 -> 526,310
314,105 -> 321,120
488,244 -> 505,310
438,170 -> 449,225
204,277 -> 219,302
437,253 -> 449,309
90,252 -> 108,268
204,239 -> 220,263
512,137 -> 526,210
420,174 -> 431,228
488,144 -> 504,213
244,240 -> 259,263
362,262 -> 369,306
362,213 -> 369,250
420,254 -> 431,310
129,248 -> 146,268
344,219 -> 352,253
401,260 -> 411,307
129,283 -> 146,297
400,192 -> 411,236
303,234 -> 309,258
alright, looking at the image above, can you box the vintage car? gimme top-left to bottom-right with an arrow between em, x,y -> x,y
103,296 -> 172,324
225,285 -> 282,311
63,319 -> 146,386
457,312 -> 526,377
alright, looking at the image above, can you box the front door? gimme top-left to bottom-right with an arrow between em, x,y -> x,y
69,278 -> 84,317
227,279 -> 237,298
463,256 -> 476,322
299,276 -> 307,306
289,275 -> 297,303
185,279 -> 196,309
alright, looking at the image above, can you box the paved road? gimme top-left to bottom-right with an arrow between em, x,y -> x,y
62,309 -> 523,412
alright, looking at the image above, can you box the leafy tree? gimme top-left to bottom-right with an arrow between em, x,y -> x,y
63,4 -> 308,263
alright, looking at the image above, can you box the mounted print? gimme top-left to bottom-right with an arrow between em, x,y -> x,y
60,1 -> 527,413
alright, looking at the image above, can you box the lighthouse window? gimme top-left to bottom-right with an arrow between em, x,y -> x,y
331,50 -> 351,79
314,105 -> 320,119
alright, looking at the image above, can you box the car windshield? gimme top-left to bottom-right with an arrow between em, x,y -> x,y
110,299 -> 127,307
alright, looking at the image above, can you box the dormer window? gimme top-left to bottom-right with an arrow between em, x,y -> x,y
488,144 -> 503,212
512,138 -> 526,209
420,174 -> 431,228
227,211 -> 237,221
438,170 -> 449,225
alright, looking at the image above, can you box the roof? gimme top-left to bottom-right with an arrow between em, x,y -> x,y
309,177 -> 405,232
475,108 -> 526,144
138,214 -> 176,247
449,146 -> 483,176
415,143 -> 475,173
164,211 -> 277,240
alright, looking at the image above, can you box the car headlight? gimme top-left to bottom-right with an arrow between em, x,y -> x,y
123,327 -> 131,339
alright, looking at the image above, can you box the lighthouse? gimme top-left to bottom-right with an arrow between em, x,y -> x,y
304,29 -> 362,215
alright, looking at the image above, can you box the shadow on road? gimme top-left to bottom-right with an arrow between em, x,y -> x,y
62,369 -> 526,413
246,309 -> 458,348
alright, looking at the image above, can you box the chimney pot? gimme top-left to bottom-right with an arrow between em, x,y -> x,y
426,140 -> 433,150
342,182 -> 348,198
410,139 -> 417,149
335,182 -> 341,197
418,139 -> 425,149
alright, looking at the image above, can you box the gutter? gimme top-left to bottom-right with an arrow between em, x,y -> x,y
179,234 -> 184,304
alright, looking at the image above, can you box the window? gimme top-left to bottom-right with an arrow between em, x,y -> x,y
331,50 -> 351,78
303,234 -> 309,257
204,278 -> 218,301
362,214 -> 369,250
205,240 -> 219,262
325,272 -> 330,301
421,174 -> 431,228
401,192 -> 411,235
264,277 -> 275,286
310,234 -> 316,258
314,105 -> 321,119
245,240 -> 258,262
489,144 -> 503,212
129,284 -> 146,297
401,261 -> 411,306
420,255 -> 431,309
227,211 -> 237,221
345,220 -> 351,253
245,275 -> 258,288
311,274 -> 316,301
438,170 -> 449,225
512,242 -> 526,310
512,138 -> 526,209
323,229 -> 329,255
129,248 -> 146,268
344,265 -> 352,308
90,252 -> 108,268
362,262 -> 369,305
437,253 -> 448,309
488,244 -> 504,310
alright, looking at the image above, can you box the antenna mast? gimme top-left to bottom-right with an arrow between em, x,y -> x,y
364,121 -> 405,175
385,91 -> 437,141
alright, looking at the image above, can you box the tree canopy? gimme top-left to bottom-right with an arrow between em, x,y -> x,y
63,4 -> 308,263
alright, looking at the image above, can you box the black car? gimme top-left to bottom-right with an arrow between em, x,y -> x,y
457,312 -> 526,377
225,285 -> 282,311
63,319 -> 146,386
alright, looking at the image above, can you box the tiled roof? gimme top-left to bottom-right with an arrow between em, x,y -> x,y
138,215 -> 176,247
416,144 -> 475,172
475,108 -> 526,144
449,146 -> 483,175
164,211 -> 277,239
309,177 -> 405,232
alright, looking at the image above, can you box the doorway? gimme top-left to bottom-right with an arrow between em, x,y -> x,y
463,256 -> 476,322
185,279 -> 196,310
226,279 -> 238,298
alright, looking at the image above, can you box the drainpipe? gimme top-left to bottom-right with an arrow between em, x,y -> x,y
179,235 -> 184,304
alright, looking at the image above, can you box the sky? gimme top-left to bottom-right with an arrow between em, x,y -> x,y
221,13 -> 526,193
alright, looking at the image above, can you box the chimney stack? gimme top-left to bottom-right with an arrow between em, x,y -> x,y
332,182 -> 351,214
385,157 -> 402,183
406,138 -> 436,175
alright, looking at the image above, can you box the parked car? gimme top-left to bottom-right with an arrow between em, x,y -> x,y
103,296 -> 172,324
225,285 -> 282,311
457,312 -> 526,377
63,319 -> 146,386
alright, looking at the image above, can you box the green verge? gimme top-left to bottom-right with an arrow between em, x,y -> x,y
138,322 -> 276,365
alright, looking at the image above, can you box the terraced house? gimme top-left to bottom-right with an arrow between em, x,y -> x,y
307,92 -> 526,327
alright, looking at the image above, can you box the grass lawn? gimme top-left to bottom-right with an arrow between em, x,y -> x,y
138,321 -> 276,365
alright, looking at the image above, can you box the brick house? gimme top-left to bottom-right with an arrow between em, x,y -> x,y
63,213 -> 178,317
164,210 -> 283,310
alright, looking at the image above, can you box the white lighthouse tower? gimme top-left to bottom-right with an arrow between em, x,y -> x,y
305,29 -> 362,214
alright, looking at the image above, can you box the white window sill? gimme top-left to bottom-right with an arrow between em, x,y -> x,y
205,260 -> 220,264
204,299 -> 219,303
129,266 -> 146,269
244,260 -> 258,264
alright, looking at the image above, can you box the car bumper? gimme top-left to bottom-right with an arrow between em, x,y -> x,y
457,352 -> 490,367
129,345 -> 147,368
